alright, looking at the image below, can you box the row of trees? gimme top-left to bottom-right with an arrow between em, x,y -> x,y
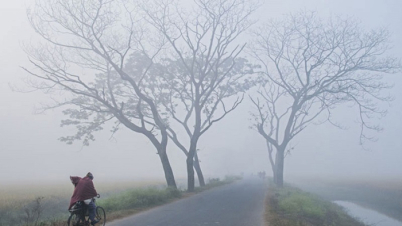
23,0 -> 399,189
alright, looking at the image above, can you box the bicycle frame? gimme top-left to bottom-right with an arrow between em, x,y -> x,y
68,198 -> 105,226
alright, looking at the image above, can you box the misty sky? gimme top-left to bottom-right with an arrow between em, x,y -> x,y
0,0 -> 401,185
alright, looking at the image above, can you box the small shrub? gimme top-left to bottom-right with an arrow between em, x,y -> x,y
166,187 -> 181,198
208,178 -> 220,184
23,196 -> 45,226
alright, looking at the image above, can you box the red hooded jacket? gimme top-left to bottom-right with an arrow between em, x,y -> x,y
68,176 -> 98,209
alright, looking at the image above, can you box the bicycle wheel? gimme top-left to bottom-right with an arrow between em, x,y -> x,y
95,206 -> 106,226
67,213 -> 82,226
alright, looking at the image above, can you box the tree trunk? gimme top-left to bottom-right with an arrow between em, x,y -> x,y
194,152 -> 205,186
187,138 -> 198,192
271,163 -> 277,185
158,147 -> 177,188
274,147 -> 285,187
266,141 -> 277,184
187,155 -> 195,191
169,135 -> 205,187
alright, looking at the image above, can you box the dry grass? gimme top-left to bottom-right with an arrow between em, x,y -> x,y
292,176 -> 402,191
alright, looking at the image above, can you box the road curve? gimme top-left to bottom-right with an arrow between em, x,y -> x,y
107,177 -> 267,226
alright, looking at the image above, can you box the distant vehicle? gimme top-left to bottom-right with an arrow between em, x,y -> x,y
67,196 -> 106,226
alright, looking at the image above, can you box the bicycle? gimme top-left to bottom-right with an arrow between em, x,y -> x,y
67,196 -> 106,226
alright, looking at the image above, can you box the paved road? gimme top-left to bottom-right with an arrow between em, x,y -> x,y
108,178 -> 267,226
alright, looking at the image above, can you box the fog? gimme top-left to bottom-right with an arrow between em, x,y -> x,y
0,0 -> 401,185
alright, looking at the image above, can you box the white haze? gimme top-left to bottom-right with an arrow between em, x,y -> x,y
0,0 -> 401,185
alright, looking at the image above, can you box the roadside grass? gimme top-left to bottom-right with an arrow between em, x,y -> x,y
99,187 -> 181,211
265,180 -> 367,226
1,176 -> 240,226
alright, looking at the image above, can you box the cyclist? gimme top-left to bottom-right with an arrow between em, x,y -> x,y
68,172 -> 99,225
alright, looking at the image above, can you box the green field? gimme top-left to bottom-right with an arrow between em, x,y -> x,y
288,177 -> 402,222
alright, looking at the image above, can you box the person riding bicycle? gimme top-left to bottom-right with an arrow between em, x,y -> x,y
69,172 -> 99,225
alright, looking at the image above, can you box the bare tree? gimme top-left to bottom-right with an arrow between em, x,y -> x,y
23,0 -> 178,188
249,12 -> 400,187
161,56 -> 255,189
140,0 -> 259,191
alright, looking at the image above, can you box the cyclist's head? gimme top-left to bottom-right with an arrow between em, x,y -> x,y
86,172 -> 94,180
